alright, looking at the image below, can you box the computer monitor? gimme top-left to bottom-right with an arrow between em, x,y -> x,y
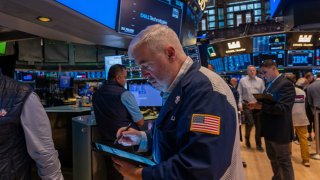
60,76 -> 71,88
287,50 -> 314,67
128,83 -> 162,107
105,55 -> 123,80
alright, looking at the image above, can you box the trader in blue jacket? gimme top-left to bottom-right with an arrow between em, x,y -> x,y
113,24 -> 244,180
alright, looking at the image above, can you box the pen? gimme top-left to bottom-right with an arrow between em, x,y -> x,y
114,123 -> 132,144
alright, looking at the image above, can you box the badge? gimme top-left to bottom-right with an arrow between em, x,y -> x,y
175,96 -> 181,104
0,109 -> 7,117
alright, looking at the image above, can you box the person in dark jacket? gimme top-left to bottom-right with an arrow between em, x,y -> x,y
111,24 -> 244,180
93,64 -> 144,180
0,68 -> 63,180
249,60 -> 295,180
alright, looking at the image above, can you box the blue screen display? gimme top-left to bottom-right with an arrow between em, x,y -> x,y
60,76 -> 71,88
287,50 -> 314,67
209,58 -> 224,73
129,83 -> 162,107
253,51 -> 285,68
118,0 -> 183,36
316,49 -> 320,66
56,0 -> 119,29
253,34 -> 286,53
224,54 -> 251,72
270,0 -> 282,17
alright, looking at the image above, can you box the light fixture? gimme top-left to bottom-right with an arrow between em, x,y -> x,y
36,16 -> 52,22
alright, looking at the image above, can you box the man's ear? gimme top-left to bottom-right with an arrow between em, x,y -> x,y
165,46 -> 176,62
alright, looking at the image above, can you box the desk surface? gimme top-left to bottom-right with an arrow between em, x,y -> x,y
45,105 -> 91,113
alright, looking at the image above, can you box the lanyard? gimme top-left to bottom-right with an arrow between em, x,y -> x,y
266,74 -> 282,92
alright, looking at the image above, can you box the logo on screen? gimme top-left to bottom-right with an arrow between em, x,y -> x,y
172,8 -> 179,19
298,35 -> 312,43
228,41 -> 241,49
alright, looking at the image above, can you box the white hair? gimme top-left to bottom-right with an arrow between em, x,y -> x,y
128,24 -> 185,58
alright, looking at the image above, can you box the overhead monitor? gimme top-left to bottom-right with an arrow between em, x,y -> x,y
128,83 -> 162,107
287,50 -> 314,67
60,76 -> 72,88
56,0 -> 119,29
118,0 -> 183,36
286,32 -> 315,50
183,45 -> 200,63
224,54 -> 251,72
253,51 -> 285,68
209,58 -> 224,73
316,49 -> 320,66
253,34 -> 286,53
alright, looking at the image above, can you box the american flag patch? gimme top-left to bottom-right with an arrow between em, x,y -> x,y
190,114 -> 220,135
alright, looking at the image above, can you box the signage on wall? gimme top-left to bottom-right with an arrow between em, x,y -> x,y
226,41 -> 246,54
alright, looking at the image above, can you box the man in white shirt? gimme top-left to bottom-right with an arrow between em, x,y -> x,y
238,65 -> 265,151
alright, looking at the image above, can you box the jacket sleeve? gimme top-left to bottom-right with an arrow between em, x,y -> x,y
262,80 -> 295,115
142,85 -> 238,180
21,93 -> 64,180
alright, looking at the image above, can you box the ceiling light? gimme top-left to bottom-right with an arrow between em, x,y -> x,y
37,16 -> 52,22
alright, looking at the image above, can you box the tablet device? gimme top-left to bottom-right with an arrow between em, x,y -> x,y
95,143 -> 156,166
253,93 -> 276,103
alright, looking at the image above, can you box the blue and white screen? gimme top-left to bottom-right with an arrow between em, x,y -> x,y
129,83 -> 162,107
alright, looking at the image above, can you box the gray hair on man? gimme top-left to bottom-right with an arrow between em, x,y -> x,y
128,24 -> 186,58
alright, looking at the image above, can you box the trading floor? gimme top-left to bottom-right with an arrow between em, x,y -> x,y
241,126 -> 320,180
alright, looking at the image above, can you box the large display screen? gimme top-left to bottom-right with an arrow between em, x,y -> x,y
287,50 -> 314,67
209,58 -> 224,73
253,51 -> 285,68
316,49 -> 320,66
286,32 -> 315,50
183,45 -> 200,63
0,42 -> 6,55
129,83 -> 162,107
118,0 -> 183,36
253,34 -> 286,53
56,0 -> 119,29
224,54 -> 251,72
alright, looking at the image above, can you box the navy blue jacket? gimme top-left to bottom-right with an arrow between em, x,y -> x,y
142,62 -> 243,180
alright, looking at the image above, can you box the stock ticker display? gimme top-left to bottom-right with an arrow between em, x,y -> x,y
253,34 -> 286,53
224,54 -> 251,72
253,51 -> 285,68
316,49 -> 320,66
209,58 -> 224,73
287,50 -> 314,67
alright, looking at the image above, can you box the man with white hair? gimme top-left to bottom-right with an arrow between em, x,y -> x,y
112,24 -> 244,180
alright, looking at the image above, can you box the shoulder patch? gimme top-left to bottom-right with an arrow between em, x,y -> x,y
190,114 -> 220,135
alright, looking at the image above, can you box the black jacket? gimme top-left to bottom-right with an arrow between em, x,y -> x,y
260,74 -> 295,144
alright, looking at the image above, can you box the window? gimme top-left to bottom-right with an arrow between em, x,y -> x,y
208,22 -> 215,29
227,19 -> 234,26
208,16 -> 215,21
236,14 -> 242,26
218,8 -> 224,20
247,4 -> 254,10
219,21 -> 225,28
255,16 -> 261,22
254,9 -> 261,15
208,9 -> 215,15
254,3 -> 261,9
227,13 -> 234,19
241,5 -> 247,11
234,6 -> 240,11
227,7 -> 233,12
246,13 -> 252,23
201,19 -> 207,31
265,1 -> 270,14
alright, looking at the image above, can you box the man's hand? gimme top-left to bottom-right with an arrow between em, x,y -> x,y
112,157 -> 143,180
248,102 -> 262,110
116,127 -> 142,146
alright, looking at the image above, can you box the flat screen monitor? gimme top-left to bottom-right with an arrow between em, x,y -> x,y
128,83 -> 162,107
105,55 -> 123,80
315,49 -> 320,66
0,42 -> 6,55
209,58 -> 224,73
183,45 -> 200,63
253,51 -> 285,68
224,54 -> 251,72
253,34 -> 286,53
56,0 -> 119,29
287,50 -> 314,67
60,76 -> 71,88
118,0 -> 183,36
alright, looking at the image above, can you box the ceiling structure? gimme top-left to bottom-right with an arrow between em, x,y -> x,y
0,0 -> 132,49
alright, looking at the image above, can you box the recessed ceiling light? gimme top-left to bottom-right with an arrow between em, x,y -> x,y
37,16 -> 52,22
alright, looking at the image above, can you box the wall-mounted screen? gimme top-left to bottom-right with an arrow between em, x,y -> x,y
209,58 -> 224,73
224,54 -> 251,72
105,55 -> 123,80
316,49 -> 320,66
253,51 -> 285,68
56,0 -> 119,29
118,0 -> 183,36
253,34 -> 286,53
128,83 -> 162,107
286,32 -> 315,50
60,76 -> 71,88
0,42 -> 6,55
183,45 -> 200,63
217,37 -> 252,56
287,50 -> 314,67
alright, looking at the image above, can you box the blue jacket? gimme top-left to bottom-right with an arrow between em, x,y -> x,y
142,62 -> 244,180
